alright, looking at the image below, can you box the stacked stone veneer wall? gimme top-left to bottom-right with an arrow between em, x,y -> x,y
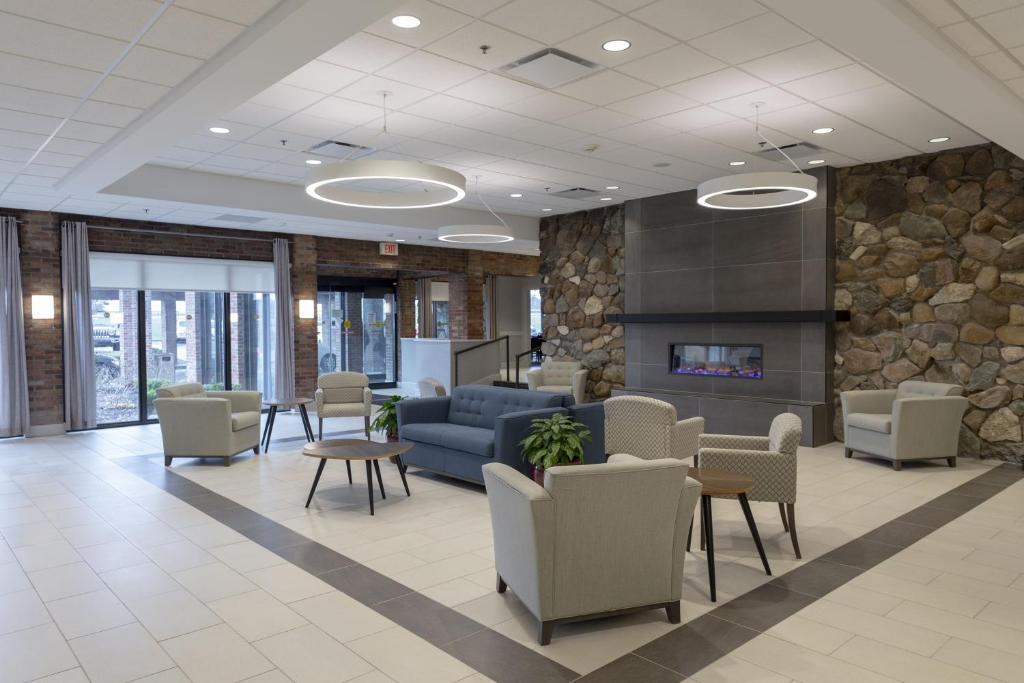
538,205 -> 625,400
834,143 -> 1024,461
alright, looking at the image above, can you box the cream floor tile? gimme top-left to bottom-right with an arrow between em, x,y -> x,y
290,592 -> 395,643
162,624 -> 275,683
392,553 -> 493,591
101,561 -> 181,602
2,520 -> 64,547
976,601 -> 1024,632
255,624 -> 375,683
733,633 -> 898,683
144,540 -> 217,573
361,551 -> 427,576
246,563 -> 333,604
798,599 -> 948,656
419,577 -> 493,607
28,561 -> 105,601
70,622 -> 176,683
832,635 -> 993,683
0,588 -> 51,636
177,521 -> 247,549
896,551 -> 1019,586
0,560 -> 32,595
59,521 -> 123,549
887,601 -> 1024,655
13,539 -> 81,571
766,614 -> 853,655
934,636 -> 1024,682
209,589 -> 308,642
0,623 -> 79,683
342,533 -> 436,563
849,570 -> 987,617
930,571 -> 1024,609
820,583 -> 903,616
452,592 -> 530,628
690,653 -> 791,683
124,589 -> 222,641
348,626 -> 473,683
78,539 -> 149,574
132,668 -> 192,682
32,668 -> 90,682
172,562 -> 257,602
237,672 -> 292,683
47,588 -> 136,639
208,541 -> 286,573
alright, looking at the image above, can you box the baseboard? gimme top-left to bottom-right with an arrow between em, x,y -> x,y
29,423 -> 66,437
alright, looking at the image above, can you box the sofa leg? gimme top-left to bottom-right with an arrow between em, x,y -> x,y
224,457 -> 231,467
786,504 -> 801,559
779,502 -> 789,532
947,456 -> 957,468
666,601 -> 681,624
318,418 -> 323,441
844,447 -> 852,458
364,415 -> 371,440
893,460 -> 902,471
164,456 -> 172,467
253,444 -> 260,455
496,574 -> 507,594
538,621 -> 554,646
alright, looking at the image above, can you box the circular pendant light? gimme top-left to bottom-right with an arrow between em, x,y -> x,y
305,159 -> 466,209
697,171 -> 818,210
438,224 -> 514,243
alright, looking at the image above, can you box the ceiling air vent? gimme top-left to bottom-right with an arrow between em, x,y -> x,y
551,187 -> 598,199
502,49 -> 598,88
213,214 -> 266,223
306,139 -> 375,160
753,142 -> 822,163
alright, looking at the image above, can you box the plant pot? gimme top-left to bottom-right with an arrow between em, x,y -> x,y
531,459 -> 582,485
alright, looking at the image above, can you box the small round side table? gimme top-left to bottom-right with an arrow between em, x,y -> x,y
261,397 -> 313,453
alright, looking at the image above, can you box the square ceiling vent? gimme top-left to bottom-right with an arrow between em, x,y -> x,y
753,142 -> 822,162
307,139 -> 375,160
503,49 -> 598,89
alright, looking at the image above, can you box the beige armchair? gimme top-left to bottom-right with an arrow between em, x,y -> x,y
604,395 -> 704,461
841,380 -> 967,470
315,371 -> 372,440
153,383 -> 261,467
417,377 -> 446,397
483,454 -> 702,645
698,413 -> 803,558
526,359 -> 587,404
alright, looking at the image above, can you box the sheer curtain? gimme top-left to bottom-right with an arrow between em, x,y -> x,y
0,216 -> 30,437
273,238 -> 295,399
61,220 -> 96,430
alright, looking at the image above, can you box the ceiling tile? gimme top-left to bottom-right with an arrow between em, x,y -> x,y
0,84 -> 76,119
974,51 -> 1024,79
273,112 -> 350,139
282,60 -> 364,94
173,0 -> 280,25
319,33 -> 414,73
222,102 -> 291,128
653,105 -> 736,131
668,67 -> 767,103
557,106 -> 639,133
364,1 -> 474,47
594,0 -> 658,11
507,122 -> 587,145
140,6 -> 245,59
115,45 -> 203,87
710,86 -> 806,117
433,0 -> 509,16
92,76 -> 169,108
244,129 -> 323,152
248,83 -> 325,111
336,75 -> 434,110
218,143 -> 292,163
688,118 -> 799,153
689,13 -> 813,64
0,0 -> 160,42
905,0 -> 962,27
1006,75 -> 1024,96
424,20 -> 545,71
504,92 -> 593,119
555,70 -> 654,105
556,17 -> 679,68
484,0 -> 618,44
976,5 -> 1024,47
780,64 -> 885,100
463,108 -> 536,134
632,0 -> 766,41
0,52 -> 95,98
0,11 -> 126,71
606,89 -> 699,118
739,41 -> 851,84
161,147 -> 214,164
302,97 -> 384,126
76,100 -> 142,128
401,93 -> 492,121
378,51 -> 485,91
446,73 -> 544,106
601,119 -> 676,144
757,102 -> 918,162
641,132 -> 783,170
615,43 -> 725,86
954,0 -> 1024,18
941,22 -> 999,55
379,112 -> 449,137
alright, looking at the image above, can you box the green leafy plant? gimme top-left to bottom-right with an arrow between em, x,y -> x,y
520,413 -> 592,469
370,395 -> 404,438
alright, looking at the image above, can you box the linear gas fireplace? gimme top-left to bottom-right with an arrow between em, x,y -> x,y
670,343 -> 763,379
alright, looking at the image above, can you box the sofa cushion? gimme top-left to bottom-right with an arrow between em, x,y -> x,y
231,411 -> 261,431
847,412 -> 892,434
536,385 -> 572,394
447,385 -> 564,429
401,422 -> 495,458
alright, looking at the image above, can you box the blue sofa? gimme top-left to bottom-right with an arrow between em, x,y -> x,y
397,384 -> 605,484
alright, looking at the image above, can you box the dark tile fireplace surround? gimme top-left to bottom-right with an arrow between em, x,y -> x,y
613,167 -> 836,446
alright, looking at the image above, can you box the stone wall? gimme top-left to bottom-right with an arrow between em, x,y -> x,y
538,205 -> 625,400
834,143 -> 1024,461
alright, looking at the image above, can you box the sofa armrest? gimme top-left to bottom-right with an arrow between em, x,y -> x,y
841,389 -> 897,417
568,402 -> 605,464
397,396 -> 451,427
671,416 -> 705,460
891,396 -> 968,460
153,398 -> 232,455
698,433 -> 769,451
206,390 -> 261,413
571,368 -> 588,404
494,407 -> 567,472
526,368 -> 543,391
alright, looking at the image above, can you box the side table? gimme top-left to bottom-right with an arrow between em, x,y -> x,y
262,397 -> 314,453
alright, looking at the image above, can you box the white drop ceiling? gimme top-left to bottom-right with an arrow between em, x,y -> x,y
0,0 -> 1019,254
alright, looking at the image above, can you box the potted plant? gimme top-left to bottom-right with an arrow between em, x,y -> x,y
520,413 -> 592,485
371,395 -> 404,443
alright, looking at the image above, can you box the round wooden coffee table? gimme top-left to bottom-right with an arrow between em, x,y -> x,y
302,439 -> 413,515
261,397 -> 313,453
686,467 -> 771,602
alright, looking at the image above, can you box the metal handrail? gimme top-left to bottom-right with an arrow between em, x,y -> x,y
514,348 -> 536,387
453,335 -> 510,387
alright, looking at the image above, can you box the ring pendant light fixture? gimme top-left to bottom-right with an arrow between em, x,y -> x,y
438,176 -> 515,244
305,92 -> 466,209
696,104 -> 818,210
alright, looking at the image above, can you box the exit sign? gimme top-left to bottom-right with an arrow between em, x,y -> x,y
380,242 -> 399,256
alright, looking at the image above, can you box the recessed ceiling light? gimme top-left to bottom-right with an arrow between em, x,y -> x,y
208,126 -> 230,134
929,136 -> 950,143
729,161 -> 746,166
605,185 -> 619,190
394,238 -> 406,242
542,208 -> 552,212
602,39 -> 631,52
811,127 -> 834,135
807,159 -> 826,165
510,193 -> 523,198
391,15 -> 421,28
305,159 -> 322,165
599,197 -> 613,201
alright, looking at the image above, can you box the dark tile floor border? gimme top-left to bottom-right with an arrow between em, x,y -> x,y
113,441 -> 1023,683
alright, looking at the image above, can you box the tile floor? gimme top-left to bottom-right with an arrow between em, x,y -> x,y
1,409 -> 1023,682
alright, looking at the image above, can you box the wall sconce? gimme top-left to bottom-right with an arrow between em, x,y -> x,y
31,295 -> 55,320
298,299 -> 315,319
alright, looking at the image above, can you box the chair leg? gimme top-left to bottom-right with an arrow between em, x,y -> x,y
364,415 -> 371,440
253,444 -> 260,455
893,460 -> 902,471
538,621 -> 554,646
845,447 -> 852,458
779,502 -> 789,532
496,574 -> 507,594
947,456 -> 957,468
786,503 -> 801,559
346,460 -> 352,484
223,456 -> 230,467
164,456 -> 172,467
318,417 -> 323,441
666,601 -> 681,624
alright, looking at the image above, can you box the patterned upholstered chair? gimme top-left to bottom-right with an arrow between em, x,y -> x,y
604,395 -> 704,461
417,377 -> 446,397
697,413 -> 803,558
527,359 -> 588,404
315,371 -> 372,440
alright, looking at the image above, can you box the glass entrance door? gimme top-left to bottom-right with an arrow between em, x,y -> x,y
316,279 -> 397,387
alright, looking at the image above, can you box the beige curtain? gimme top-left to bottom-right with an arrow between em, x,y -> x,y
0,216 -> 30,437
61,220 -> 96,430
273,238 -> 295,399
